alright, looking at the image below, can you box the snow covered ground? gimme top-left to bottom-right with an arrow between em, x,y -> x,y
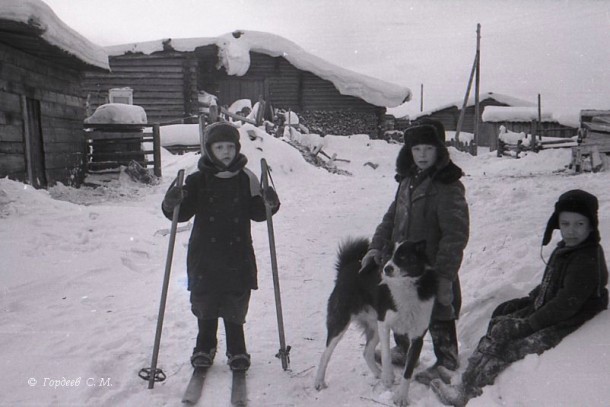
1,127 -> 609,406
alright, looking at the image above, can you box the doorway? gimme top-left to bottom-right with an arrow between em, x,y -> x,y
23,97 -> 47,189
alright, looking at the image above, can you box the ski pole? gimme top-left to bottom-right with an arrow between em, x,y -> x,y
260,158 -> 291,370
139,169 -> 185,388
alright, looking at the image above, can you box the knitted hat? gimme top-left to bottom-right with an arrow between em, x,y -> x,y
202,122 -> 241,169
404,123 -> 444,149
542,189 -> 599,245
204,121 -> 240,148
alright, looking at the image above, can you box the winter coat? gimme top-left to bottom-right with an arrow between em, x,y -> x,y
369,143 -> 469,320
162,158 -> 277,294
465,237 -> 608,391
498,235 -> 608,332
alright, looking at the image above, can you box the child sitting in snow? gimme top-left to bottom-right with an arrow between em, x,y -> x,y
431,189 -> 608,406
162,122 -> 280,371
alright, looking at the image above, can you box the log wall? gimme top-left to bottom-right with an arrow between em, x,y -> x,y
0,42 -> 89,187
82,51 -> 199,123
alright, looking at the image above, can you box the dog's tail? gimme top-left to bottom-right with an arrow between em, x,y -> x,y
335,237 -> 370,276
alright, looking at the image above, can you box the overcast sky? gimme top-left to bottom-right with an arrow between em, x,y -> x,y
41,0 -> 610,122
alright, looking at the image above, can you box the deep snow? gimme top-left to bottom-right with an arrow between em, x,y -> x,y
1,127 -> 609,407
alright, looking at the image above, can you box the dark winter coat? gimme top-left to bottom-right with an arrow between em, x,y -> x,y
495,235 -> 608,332
369,142 -> 469,320
463,235 -> 609,392
162,158 -> 277,294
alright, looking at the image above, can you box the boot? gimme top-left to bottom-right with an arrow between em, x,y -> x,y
429,320 -> 459,371
414,363 -> 453,385
191,348 -> 216,368
374,345 -> 407,365
430,379 -> 471,407
227,353 -> 251,371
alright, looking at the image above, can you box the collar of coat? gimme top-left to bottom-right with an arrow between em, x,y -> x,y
394,143 -> 464,184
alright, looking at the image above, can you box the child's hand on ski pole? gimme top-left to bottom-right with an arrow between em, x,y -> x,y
163,186 -> 186,211
263,187 -> 280,210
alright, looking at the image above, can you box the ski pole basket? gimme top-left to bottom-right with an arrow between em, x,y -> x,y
140,169 -> 185,389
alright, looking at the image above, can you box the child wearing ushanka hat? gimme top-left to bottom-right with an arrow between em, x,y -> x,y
162,122 -> 280,371
361,119 -> 470,382
431,189 -> 608,406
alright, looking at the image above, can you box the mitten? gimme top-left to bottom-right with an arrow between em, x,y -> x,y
359,249 -> 381,273
490,317 -> 533,341
162,186 -> 186,212
436,277 -> 454,306
263,187 -> 280,209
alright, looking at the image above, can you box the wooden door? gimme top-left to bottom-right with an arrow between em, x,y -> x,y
23,97 -> 47,188
218,79 -> 265,106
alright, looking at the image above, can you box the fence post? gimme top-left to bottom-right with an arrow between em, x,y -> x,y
153,124 -> 162,177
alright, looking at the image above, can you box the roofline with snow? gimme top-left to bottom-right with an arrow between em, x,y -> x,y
0,0 -> 109,70
412,91 -> 537,120
104,31 -> 411,108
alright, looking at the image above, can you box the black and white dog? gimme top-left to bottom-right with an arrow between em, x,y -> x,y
314,237 -> 437,406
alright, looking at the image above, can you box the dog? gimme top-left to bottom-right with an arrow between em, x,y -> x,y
314,237 -> 437,406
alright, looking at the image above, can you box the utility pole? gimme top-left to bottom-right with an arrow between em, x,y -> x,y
473,23 -> 481,155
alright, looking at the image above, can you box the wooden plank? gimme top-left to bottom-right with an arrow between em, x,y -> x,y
85,132 -> 146,141
91,151 -> 146,159
152,124 -> 162,177
44,153 -> 83,169
584,122 -> 610,133
0,141 -> 25,154
84,123 -> 147,131
0,153 -> 25,173
0,124 -> 24,141
0,91 -> 21,113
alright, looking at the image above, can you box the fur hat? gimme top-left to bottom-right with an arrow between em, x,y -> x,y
404,124 -> 443,149
414,118 -> 446,143
542,189 -> 599,246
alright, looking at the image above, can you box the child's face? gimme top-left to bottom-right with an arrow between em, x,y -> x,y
211,141 -> 237,166
559,211 -> 592,247
411,144 -> 438,170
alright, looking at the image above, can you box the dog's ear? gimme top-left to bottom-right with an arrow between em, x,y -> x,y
413,240 -> 427,253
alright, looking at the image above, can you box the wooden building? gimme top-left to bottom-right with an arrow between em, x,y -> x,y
482,106 -> 577,151
0,0 -> 109,188
82,32 -> 411,138
413,92 -> 538,147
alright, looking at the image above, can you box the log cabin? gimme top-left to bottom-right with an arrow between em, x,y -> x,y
82,31 -> 411,138
0,0 -> 109,188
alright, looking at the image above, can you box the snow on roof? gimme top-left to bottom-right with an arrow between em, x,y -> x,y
105,30 -> 411,108
482,106 -> 554,123
0,0 -> 109,70
413,91 -> 536,119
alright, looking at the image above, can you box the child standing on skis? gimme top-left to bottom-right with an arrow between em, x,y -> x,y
431,189 -> 608,406
162,122 -> 280,371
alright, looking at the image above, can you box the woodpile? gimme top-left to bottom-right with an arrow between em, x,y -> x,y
300,110 -> 380,137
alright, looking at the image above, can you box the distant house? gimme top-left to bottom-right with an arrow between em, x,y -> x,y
412,92 -> 538,147
482,106 -> 577,151
0,0 -> 109,188
82,31 -> 411,137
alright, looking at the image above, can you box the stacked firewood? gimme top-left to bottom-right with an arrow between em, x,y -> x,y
299,110 -> 380,137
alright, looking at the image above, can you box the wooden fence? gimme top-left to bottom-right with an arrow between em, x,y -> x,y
83,123 -> 162,177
